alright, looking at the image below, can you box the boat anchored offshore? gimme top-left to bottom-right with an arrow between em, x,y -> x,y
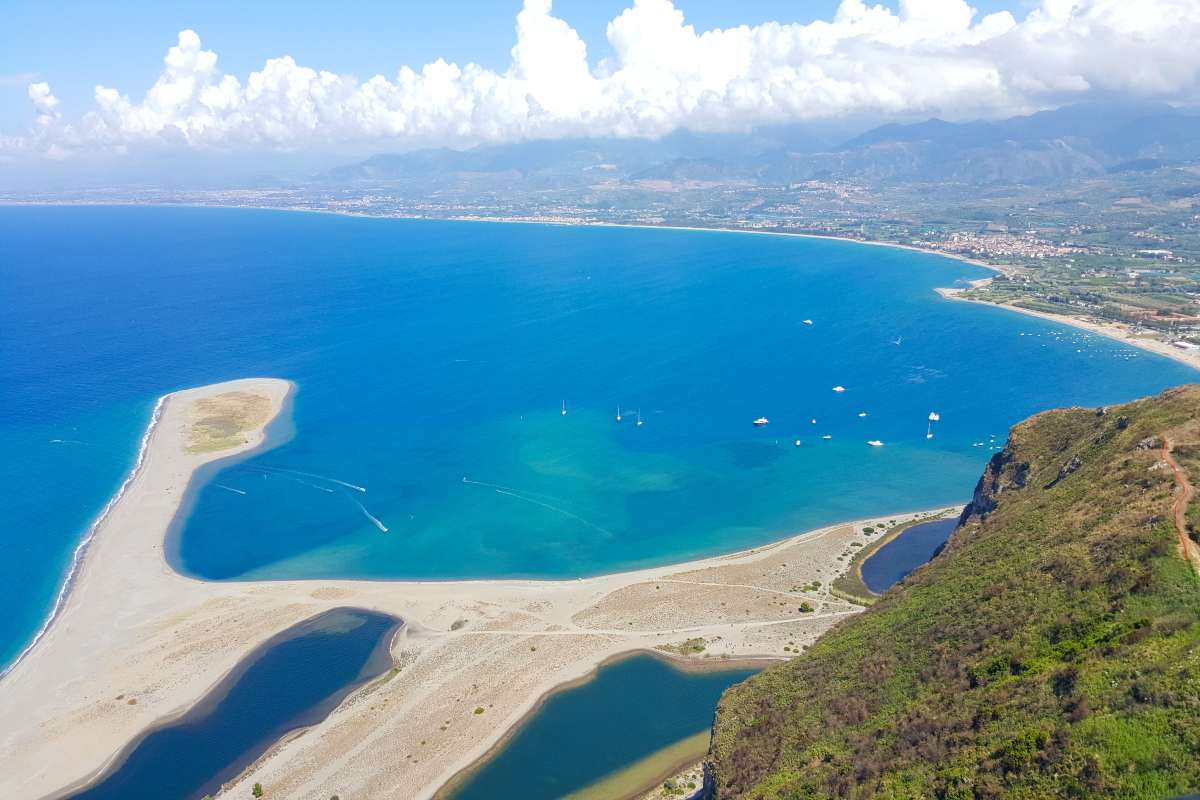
867,440 -> 884,447
833,386 -> 846,393
753,417 -> 770,427
803,319 -> 814,325
794,439 -> 802,447
561,400 -> 567,417
926,411 -> 941,439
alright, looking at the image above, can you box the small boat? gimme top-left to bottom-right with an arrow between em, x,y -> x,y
794,439 -> 802,447
753,417 -> 770,427
803,319 -> 814,325
832,386 -> 846,393
867,440 -> 884,447
561,400 -> 567,417
858,411 -> 868,418
811,418 -> 817,424
636,409 -> 643,427
616,406 -> 622,423
926,411 -> 940,440
822,434 -> 832,440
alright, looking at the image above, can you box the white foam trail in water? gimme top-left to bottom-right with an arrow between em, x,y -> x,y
239,466 -> 337,494
262,466 -> 366,493
48,439 -> 89,446
213,483 -> 247,496
462,477 -> 614,538
2,395 -> 166,681
347,494 -> 388,533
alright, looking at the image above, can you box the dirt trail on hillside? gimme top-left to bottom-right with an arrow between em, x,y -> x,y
1162,437 -> 1200,574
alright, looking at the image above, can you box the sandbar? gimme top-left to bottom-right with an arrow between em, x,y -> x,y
0,377 -> 954,799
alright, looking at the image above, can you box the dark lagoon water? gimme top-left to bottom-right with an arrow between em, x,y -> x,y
861,517 -> 960,593
2,205 -> 1196,669
61,608 -> 398,800
447,654 -> 758,800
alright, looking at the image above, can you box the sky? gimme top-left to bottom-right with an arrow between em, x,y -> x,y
2,0 -> 1198,165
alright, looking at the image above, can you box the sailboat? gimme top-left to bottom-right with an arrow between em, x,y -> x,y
926,411 -> 940,439
561,400 -> 567,417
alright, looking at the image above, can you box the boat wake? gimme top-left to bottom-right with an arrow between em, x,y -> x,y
347,493 -> 389,533
263,466 -> 367,493
462,477 -> 615,538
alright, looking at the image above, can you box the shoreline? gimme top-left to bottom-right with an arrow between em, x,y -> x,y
0,377 -> 947,799
16,200 -> 1195,376
0,395 -> 168,682
15,201 -> 1197,375
936,287 -> 1200,373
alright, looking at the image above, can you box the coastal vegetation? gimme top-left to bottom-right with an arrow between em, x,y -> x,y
709,386 -> 1200,799
185,391 -> 274,454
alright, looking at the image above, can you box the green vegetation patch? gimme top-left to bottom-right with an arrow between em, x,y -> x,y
709,386 -> 1200,799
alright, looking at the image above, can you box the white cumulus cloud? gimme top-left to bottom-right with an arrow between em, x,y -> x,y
11,0 -> 1200,158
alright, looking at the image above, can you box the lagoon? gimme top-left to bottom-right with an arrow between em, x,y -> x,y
446,654 -> 759,800
861,517 -> 960,594
60,608 -> 398,800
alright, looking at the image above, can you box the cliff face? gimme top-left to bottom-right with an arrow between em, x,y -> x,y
708,386 -> 1200,800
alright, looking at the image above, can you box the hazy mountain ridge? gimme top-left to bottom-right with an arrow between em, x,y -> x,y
327,102 -> 1200,189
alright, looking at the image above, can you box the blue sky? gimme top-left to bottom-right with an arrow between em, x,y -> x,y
6,0 -> 1192,166
1,0 -> 1027,131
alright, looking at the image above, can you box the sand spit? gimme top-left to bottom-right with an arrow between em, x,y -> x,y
0,377 -> 954,799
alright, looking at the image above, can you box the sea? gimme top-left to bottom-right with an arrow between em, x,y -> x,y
2,205 -> 1195,670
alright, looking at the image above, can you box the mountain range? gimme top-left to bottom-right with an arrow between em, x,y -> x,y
327,102 -> 1200,189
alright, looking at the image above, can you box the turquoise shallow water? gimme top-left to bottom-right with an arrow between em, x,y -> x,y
1,205 -> 1196,669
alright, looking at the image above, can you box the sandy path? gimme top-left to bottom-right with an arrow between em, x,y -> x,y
1162,437 -> 1200,573
0,378 -> 955,800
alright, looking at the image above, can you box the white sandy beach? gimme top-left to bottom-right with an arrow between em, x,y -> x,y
936,285 -> 1200,373
0,377 -> 954,800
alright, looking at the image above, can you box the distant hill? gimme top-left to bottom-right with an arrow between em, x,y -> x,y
818,102 -> 1198,183
327,102 -> 1200,189
708,386 -> 1200,799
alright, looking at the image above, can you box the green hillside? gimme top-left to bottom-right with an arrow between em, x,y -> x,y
709,386 -> 1200,799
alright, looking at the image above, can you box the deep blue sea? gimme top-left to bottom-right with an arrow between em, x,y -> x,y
2,205 -> 1196,669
